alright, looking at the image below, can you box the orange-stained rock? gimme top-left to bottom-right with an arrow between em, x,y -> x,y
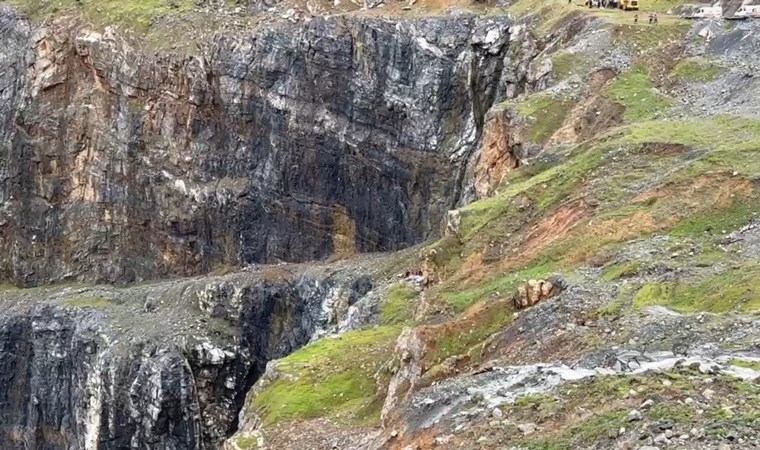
472,110 -> 521,198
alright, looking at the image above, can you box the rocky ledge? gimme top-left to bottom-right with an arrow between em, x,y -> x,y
0,255 -> 392,449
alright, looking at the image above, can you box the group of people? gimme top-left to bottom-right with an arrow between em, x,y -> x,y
578,0 -> 613,8
633,13 -> 659,23
570,0 -> 661,25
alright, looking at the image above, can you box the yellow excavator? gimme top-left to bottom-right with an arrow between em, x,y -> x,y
619,0 -> 639,10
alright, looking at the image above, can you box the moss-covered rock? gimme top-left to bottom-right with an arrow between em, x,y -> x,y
250,326 -> 400,427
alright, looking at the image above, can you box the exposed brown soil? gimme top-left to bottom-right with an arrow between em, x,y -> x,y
549,69 -> 625,146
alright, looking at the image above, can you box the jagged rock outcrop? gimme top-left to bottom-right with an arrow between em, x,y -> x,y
514,276 -> 566,309
0,265 -> 371,449
0,7 -> 541,287
380,327 -> 425,427
471,107 -> 524,198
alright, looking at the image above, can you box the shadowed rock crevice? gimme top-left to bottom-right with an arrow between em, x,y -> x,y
0,271 -> 343,449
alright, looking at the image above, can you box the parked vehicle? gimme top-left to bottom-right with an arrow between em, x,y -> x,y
693,6 -> 723,18
619,0 -> 639,10
736,4 -> 760,18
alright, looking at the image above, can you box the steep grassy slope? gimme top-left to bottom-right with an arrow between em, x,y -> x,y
250,327 -> 399,427
238,2 -> 760,448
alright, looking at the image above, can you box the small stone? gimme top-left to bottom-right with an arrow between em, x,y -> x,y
628,409 -> 642,422
665,429 -> 674,438
492,407 -> 503,419
702,389 -> 716,400
654,433 -> 669,444
684,397 -> 694,404
391,430 -> 398,437
662,379 -> 672,387
619,426 -> 626,436
640,398 -> 655,409
679,434 -> 690,440
638,447 -> 661,450
719,445 -> 732,450
488,420 -> 500,427
434,435 -> 453,445
518,423 -> 537,435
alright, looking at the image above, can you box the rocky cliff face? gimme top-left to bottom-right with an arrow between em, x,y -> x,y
0,263 -> 377,449
0,7 -> 539,287
0,2 -> 554,447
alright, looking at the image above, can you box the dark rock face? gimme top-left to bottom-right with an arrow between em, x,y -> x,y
0,270 -> 337,449
0,9 -> 534,287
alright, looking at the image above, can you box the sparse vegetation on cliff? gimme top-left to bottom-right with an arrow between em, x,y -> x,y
605,65 -> 672,121
250,327 -> 399,427
380,284 -> 419,325
672,58 -> 725,81
7,0 -> 196,30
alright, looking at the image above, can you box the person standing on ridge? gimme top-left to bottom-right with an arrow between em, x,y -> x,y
634,14 -> 638,23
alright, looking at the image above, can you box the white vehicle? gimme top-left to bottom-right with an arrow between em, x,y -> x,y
694,6 -> 723,18
736,5 -> 760,18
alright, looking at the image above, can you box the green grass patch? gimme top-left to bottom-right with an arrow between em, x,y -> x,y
594,285 -> 639,319
63,296 -> 113,308
515,409 -> 627,449
8,0 -> 196,32
641,0 -> 693,11
458,143 -> 603,241
428,303 -> 513,365
609,19 -> 690,51
632,264 -> 760,313
623,116 -> 760,154
648,402 -> 695,422
605,65 -> 672,122
621,116 -> 760,178
0,283 -> 21,292
514,93 -> 575,144
380,283 -> 418,325
601,260 -> 641,281
251,326 -> 399,427
672,58 -> 725,82
234,436 -> 259,450
730,359 -> 760,371
670,201 -> 754,238
508,0 -> 572,21
441,259 -> 555,311
552,52 -> 588,82
596,296 -> 627,318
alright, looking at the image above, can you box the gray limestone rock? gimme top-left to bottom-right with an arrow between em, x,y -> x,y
0,264 -> 375,449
